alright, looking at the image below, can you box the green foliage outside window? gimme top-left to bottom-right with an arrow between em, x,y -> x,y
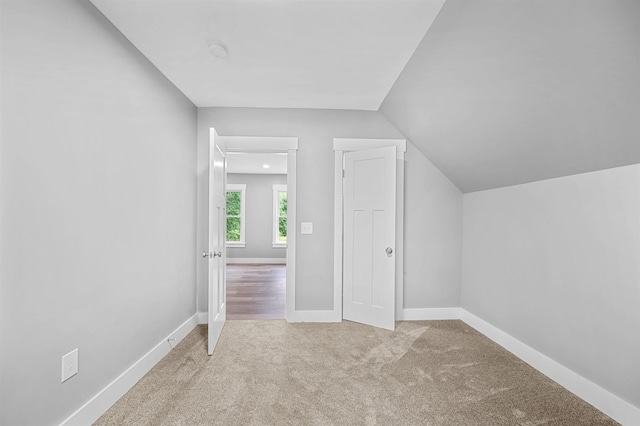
227,191 -> 241,215
278,192 -> 287,242
226,191 -> 241,241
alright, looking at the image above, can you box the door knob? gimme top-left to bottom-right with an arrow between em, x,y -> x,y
385,247 -> 393,256
203,251 -> 222,258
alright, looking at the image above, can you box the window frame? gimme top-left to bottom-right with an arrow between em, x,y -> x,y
272,184 -> 287,248
226,183 -> 246,247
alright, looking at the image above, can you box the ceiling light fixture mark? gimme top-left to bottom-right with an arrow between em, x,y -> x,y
208,41 -> 228,58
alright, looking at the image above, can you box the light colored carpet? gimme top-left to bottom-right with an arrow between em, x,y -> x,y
94,320 -> 617,425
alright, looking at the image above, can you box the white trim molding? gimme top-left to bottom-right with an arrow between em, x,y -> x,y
459,309 -> 640,426
333,138 -> 407,156
222,136 -> 298,152
285,149 -> 297,323
58,314 -> 199,426
57,307 -> 639,426
226,242 -> 246,248
393,307 -> 639,424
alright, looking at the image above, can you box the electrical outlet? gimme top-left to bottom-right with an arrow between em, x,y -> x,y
61,348 -> 78,383
301,222 -> 313,235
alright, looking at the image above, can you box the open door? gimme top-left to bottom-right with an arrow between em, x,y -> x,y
206,129 -> 226,355
342,146 -> 396,330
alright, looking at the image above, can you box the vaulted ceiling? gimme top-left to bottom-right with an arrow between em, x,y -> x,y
380,0 -> 640,192
90,0 -> 445,110
90,0 -> 639,192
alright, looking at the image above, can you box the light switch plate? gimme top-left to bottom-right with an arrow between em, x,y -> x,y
61,348 -> 79,383
301,222 -> 313,234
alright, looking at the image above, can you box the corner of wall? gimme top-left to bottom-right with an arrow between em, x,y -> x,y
374,111 -> 463,310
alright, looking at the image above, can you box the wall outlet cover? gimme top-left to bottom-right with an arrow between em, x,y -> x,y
61,348 -> 79,383
301,222 -> 313,234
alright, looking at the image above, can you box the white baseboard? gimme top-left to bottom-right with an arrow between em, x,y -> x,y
397,307 -> 461,321
459,309 -> 640,426
290,310 -> 341,323
227,258 -> 286,264
58,307 -> 639,426
58,313 -> 199,426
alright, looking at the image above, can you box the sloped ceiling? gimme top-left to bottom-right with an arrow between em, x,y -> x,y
90,0 -> 445,110
89,0 -> 639,192
380,0 -> 640,192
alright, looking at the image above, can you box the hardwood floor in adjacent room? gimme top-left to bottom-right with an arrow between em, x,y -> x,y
226,263 -> 286,320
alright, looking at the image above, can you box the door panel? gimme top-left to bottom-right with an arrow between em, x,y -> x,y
207,129 -> 226,355
371,209 -> 386,308
343,146 -> 396,330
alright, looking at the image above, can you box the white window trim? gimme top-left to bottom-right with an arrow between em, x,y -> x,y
226,183 -> 246,247
272,184 -> 287,248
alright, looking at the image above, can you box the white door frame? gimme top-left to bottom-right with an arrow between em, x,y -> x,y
333,138 -> 406,321
221,135 -> 299,322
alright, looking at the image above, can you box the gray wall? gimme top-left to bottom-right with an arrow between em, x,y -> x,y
461,164 -> 640,408
227,173 -> 287,260
197,108 -> 463,313
380,0 -> 640,192
404,142 -> 462,308
0,1 -> 197,425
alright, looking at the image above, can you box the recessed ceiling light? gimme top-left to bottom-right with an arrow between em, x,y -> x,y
208,42 -> 228,58
263,164 -> 270,169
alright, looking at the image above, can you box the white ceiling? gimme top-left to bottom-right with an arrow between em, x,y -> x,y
226,152 -> 287,175
90,0 -> 638,192
90,0 -> 445,110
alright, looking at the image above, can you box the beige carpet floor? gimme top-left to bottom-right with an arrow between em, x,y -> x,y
94,320 -> 617,425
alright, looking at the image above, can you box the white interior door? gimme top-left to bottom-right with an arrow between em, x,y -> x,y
207,129 -> 226,355
343,146 -> 396,330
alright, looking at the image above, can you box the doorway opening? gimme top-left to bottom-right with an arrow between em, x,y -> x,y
220,136 -> 298,323
225,152 -> 288,320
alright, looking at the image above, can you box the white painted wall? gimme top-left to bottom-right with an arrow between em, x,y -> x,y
0,2 -> 197,425
197,108 -> 463,313
462,164 -> 640,408
226,173 -> 287,260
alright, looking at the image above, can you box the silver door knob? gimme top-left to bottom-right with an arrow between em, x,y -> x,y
385,247 -> 393,256
202,251 -> 210,258
213,251 -> 223,258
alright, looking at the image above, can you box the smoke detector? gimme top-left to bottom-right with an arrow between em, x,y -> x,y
208,42 -> 228,58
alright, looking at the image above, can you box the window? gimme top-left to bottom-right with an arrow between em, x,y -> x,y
226,184 -> 246,247
273,184 -> 287,247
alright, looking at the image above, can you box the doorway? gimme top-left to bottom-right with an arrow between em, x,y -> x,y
226,264 -> 286,320
225,152 -> 288,320
220,136 -> 298,322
